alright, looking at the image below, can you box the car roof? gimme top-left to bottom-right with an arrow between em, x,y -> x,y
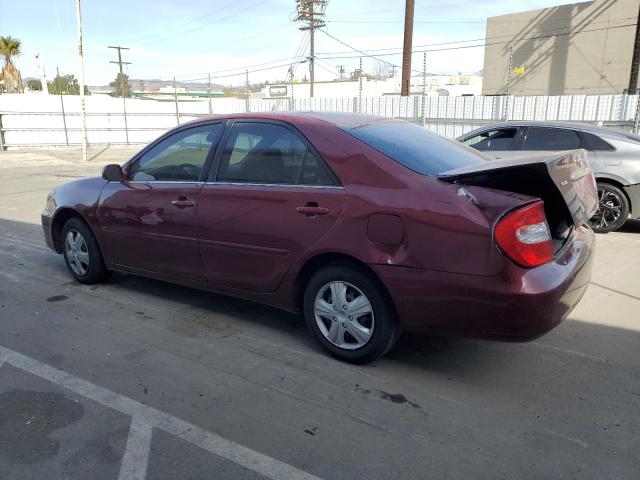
189,111 -> 405,129
462,120 -> 640,142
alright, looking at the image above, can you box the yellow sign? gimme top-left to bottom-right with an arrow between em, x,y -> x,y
513,66 -> 526,76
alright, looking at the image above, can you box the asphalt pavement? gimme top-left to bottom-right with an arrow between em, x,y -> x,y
0,147 -> 638,480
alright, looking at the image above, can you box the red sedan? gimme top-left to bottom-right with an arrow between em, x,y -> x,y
42,113 -> 597,363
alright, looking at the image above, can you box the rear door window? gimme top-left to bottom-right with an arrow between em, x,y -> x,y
214,122 -> 338,185
522,127 -> 581,151
463,128 -> 518,151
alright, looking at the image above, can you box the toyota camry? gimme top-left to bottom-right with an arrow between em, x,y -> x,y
42,113 -> 597,363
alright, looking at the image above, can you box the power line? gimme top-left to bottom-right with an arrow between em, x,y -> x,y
137,0 -> 269,47
316,21 -> 638,60
125,0 -> 244,45
316,15 -> 637,56
171,56 -> 303,81
328,20 -> 485,24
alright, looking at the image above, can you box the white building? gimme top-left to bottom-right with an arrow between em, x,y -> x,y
259,74 -> 482,99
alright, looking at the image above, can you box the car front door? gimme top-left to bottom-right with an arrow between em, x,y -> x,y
461,127 -> 523,158
97,123 -> 225,279
197,120 -> 346,293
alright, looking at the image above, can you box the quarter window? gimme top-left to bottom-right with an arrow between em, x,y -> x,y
463,128 -> 517,151
129,124 -> 223,181
522,127 -> 581,151
215,122 -> 337,185
581,132 -> 615,151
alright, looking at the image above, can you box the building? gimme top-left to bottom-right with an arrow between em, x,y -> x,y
482,0 -> 640,96
259,74 -> 482,99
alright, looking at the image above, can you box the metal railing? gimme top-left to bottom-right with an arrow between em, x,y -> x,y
1,93 -> 638,149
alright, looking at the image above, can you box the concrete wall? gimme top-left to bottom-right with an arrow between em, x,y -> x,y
482,0 -> 640,95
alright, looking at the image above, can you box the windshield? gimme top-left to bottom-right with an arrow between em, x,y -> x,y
340,120 -> 489,176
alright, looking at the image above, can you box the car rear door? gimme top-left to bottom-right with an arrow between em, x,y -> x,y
97,123 -> 225,279
197,120 -> 346,293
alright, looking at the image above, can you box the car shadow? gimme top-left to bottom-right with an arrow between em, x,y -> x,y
619,218 -> 640,233
2,216 -> 636,377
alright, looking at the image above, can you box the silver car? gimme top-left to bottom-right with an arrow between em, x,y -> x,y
457,121 -> 640,233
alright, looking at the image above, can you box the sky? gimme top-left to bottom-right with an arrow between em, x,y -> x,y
1,0 -> 574,86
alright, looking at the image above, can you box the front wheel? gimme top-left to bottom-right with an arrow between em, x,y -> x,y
62,217 -> 111,284
303,264 -> 399,363
588,183 -> 629,233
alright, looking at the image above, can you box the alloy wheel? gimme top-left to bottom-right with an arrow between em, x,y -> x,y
64,229 -> 90,276
314,281 -> 375,350
589,186 -> 623,230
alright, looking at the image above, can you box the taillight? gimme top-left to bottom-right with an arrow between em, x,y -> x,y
494,201 -> 553,268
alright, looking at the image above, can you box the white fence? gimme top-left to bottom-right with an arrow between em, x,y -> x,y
0,93 -> 638,148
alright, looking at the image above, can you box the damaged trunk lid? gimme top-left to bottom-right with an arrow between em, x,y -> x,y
439,149 -> 598,239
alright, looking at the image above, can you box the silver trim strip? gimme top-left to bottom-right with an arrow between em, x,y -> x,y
203,182 -> 345,190
121,181 -> 343,190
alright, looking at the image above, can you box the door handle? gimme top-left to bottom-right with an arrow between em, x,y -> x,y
297,205 -> 330,216
171,198 -> 195,208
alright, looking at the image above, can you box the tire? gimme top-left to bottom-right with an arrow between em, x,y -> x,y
61,217 -> 111,284
588,182 -> 629,233
303,263 -> 399,363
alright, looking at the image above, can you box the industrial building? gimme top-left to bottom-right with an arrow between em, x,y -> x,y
482,0 -> 640,95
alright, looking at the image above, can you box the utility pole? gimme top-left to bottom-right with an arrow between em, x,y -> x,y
76,0 -> 88,160
421,52 -> 426,126
173,77 -> 179,125
108,45 -> 131,144
245,70 -> 250,112
295,1 -> 327,98
401,0 -> 415,97
207,73 -> 213,114
504,43 -> 514,121
56,66 -> 69,146
627,3 -> 640,94
336,65 -> 345,80
35,54 -> 49,95
358,57 -> 363,113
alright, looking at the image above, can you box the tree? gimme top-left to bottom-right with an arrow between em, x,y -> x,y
47,74 -> 89,95
110,72 -> 132,97
0,36 -> 24,93
27,79 -> 42,91
373,63 -> 391,80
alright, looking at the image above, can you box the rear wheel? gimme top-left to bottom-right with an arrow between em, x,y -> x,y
588,182 -> 629,233
62,217 -> 111,284
303,264 -> 399,363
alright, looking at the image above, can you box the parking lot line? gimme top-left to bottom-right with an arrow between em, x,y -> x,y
119,417 -> 153,480
0,344 -> 325,480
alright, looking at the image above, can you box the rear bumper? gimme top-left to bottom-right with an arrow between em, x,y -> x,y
372,225 -> 595,341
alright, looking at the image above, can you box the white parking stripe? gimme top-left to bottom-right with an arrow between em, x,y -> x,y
0,345 -> 324,480
119,417 -> 153,480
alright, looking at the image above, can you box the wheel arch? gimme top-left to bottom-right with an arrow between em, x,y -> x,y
292,252 -> 399,320
594,177 -> 632,211
51,208 -> 99,254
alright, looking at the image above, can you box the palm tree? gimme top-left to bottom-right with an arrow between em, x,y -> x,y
0,36 -> 24,93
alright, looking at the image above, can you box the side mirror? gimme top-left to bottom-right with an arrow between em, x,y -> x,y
102,164 -> 124,182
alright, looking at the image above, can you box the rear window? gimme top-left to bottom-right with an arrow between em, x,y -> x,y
340,120 -> 487,176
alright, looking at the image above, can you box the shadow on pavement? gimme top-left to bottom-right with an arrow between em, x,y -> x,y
1,216 -> 638,377
619,218 -> 640,233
